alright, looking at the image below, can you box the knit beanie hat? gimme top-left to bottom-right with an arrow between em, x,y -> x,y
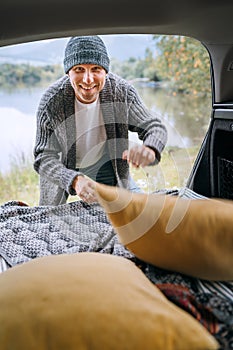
63,36 -> 110,74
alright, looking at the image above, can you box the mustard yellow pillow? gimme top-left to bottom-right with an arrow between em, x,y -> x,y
96,183 -> 233,281
0,253 -> 218,350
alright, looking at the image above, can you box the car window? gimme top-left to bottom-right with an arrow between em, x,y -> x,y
0,34 -> 211,205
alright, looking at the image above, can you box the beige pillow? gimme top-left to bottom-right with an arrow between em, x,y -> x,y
0,253 -> 218,350
96,183 -> 233,281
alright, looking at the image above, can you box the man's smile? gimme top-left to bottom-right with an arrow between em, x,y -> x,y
80,85 -> 97,91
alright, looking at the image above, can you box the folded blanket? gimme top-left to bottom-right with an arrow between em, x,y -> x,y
0,200 -> 133,266
0,188 -> 232,349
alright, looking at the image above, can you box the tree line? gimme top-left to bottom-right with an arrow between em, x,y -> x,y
0,36 -> 211,96
0,63 -> 63,89
111,36 -> 211,97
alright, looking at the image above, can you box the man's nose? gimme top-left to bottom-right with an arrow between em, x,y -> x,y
83,70 -> 94,84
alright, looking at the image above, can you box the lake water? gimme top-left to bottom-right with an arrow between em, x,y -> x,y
0,83 -> 212,174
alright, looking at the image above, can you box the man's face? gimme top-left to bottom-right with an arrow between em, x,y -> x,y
68,64 -> 107,104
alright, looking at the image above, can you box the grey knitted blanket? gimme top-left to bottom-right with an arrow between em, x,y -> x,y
0,200 -> 133,267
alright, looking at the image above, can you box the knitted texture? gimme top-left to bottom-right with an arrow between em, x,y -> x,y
0,201 -> 133,266
34,73 -> 168,205
63,36 -> 110,73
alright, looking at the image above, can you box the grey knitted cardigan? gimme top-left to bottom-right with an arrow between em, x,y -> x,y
34,73 -> 167,205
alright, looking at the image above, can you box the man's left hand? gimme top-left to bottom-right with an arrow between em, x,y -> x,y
122,145 -> 156,168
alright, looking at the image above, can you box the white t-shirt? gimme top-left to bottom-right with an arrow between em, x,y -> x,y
75,97 -> 107,168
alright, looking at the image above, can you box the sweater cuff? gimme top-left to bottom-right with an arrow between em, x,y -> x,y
144,139 -> 165,163
64,169 -> 84,196
146,146 -> 160,165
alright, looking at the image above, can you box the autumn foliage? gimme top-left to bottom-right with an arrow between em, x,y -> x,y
154,35 -> 211,96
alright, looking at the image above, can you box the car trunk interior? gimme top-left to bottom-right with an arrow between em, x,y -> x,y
187,43 -> 233,199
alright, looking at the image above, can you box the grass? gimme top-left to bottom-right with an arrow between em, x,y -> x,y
0,153 -> 39,206
131,146 -> 199,193
0,146 -> 199,206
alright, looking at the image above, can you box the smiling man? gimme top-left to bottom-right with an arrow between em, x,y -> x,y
33,36 -> 167,205
69,64 -> 106,104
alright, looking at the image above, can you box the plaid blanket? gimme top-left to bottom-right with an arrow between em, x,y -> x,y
0,188 -> 232,349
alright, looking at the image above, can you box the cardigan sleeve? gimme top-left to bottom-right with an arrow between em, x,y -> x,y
33,104 -> 81,196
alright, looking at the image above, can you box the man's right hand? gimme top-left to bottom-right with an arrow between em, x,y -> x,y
72,175 -> 98,203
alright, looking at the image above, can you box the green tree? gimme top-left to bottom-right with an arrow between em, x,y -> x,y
141,48 -> 159,81
153,35 -> 211,96
0,63 -> 63,89
110,57 -> 140,80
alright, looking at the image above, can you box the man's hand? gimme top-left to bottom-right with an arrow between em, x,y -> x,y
122,145 -> 156,168
72,175 -> 97,203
